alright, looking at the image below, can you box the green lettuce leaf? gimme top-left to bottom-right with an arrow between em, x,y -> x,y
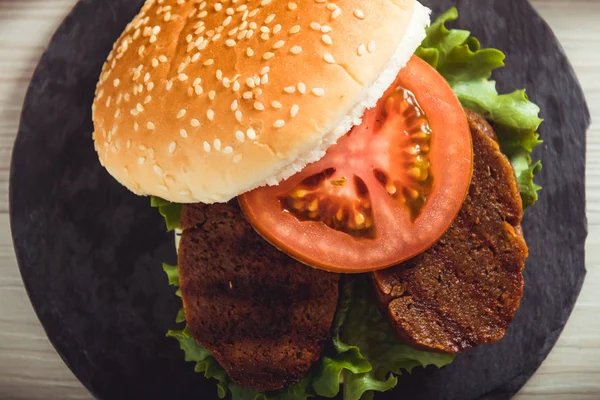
150,196 -> 182,231
416,7 -> 543,207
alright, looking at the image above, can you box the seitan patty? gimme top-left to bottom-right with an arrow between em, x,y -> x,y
177,202 -> 340,392
372,110 -> 528,354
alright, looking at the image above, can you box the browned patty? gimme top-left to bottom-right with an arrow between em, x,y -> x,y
178,202 -> 340,392
372,109 -> 528,353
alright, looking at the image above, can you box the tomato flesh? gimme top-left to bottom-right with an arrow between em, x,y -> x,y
239,56 -> 473,273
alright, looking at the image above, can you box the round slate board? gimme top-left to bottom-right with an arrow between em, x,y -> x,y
9,0 -> 590,399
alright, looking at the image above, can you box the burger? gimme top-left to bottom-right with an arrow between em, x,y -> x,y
91,0 -> 543,398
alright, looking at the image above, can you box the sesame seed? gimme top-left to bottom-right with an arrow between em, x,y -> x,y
324,53 -> 336,63
235,110 -> 243,122
203,59 -> 214,66
222,77 -> 230,88
113,79 -> 120,87
198,10 -> 208,17
288,2 -> 297,10
243,91 -> 253,99
136,103 -> 144,112
357,44 -> 367,56
177,109 -> 186,119
134,122 -> 139,131
138,157 -> 146,165
233,81 -> 241,91
290,46 -> 302,54
321,25 -> 332,33
368,40 -> 376,52
144,95 -> 152,104
194,85 -> 203,95
213,138 -> 222,150
290,104 -> 299,117
180,129 -> 188,138
249,9 -> 259,17
214,2 -> 222,11
310,22 -> 321,31
246,128 -> 256,140
261,74 -> 269,84
223,146 -> 233,154
354,9 -> 365,19
284,86 -> 296,93
254,101 -> 265,110
229,27 -> 239,36
260,32 -> 270,41
203,141 -> 211,152
147,122 -> 155,130
193,77 -> 202,86
168,142 -> 177,153
273,120 -> 285,128
186,34 -> 193,43
126,139 -> 131,148
144,72 -> 150,82
191,53 -> 201,62
226,7 -> 234,15
212,33 -> 222,41
298,82 -> 306,94
260,0 -> 271,5
114,109 -> 121,118
233,154 -> 243,163
312,88 -> 325,96
207,109 -> 215,120
223,16 -> 232,26
289,25 -> 300,34
245,78 -> 255,88
265,14 -> 275,24
153,165 -> 163,176
178,73 -> 188,81
151,58 -> 159,67
231,99 -> 238,111
254,75 -> 261,86
208,90 -> 216,100
236,4 -> 247,12
322,34 -> 332,45
149,35 -> 157,44
331,8 -> 341,19
159,55 -> 168,62
273,24 -> 282,34
246,48 -> 254,57
226,39 -> 236,47
327,3 -> 338,10
190,119 -> 200,127
273,40 -> 285,49
271,100 -> 282,109
216,70 -> 223,80
187,87 -> 193,96
235,130 -> 245,142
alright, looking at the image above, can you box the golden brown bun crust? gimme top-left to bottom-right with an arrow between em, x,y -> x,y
92,0 -> 422,203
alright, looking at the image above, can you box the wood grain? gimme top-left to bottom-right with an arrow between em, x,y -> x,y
0,0 -> 597,399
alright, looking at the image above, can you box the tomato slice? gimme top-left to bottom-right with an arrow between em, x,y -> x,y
239,56 -> 473,273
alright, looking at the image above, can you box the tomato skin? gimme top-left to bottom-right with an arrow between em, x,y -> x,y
239,56 -> 473,273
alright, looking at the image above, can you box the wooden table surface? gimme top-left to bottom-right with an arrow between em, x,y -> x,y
0,0 -> 598,399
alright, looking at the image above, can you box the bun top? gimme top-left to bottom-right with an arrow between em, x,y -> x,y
92,0 -> 429,203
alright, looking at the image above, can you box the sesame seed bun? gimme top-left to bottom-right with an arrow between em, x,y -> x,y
92,0 -> 430,203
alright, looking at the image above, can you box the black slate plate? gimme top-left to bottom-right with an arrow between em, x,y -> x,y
9,0 -> 590,399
